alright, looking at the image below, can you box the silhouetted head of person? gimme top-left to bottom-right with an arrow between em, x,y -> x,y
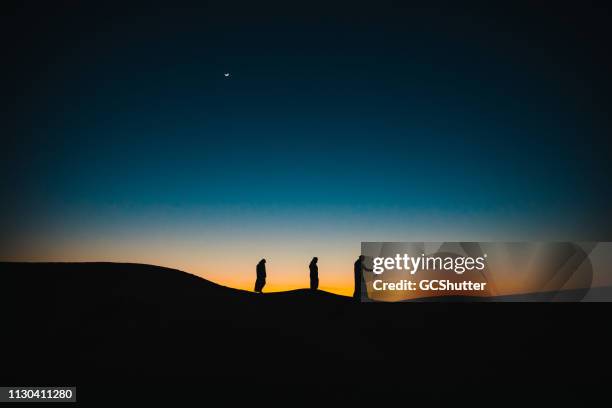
259,258 -> 266,265
359,255 -> 365,262
311,257 -> 318,264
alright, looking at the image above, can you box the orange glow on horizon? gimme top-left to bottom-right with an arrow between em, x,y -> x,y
6,233 -> 607,300
2,235 -> 357,296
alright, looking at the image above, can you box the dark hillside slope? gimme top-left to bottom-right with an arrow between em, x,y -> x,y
1,262 -> 610,402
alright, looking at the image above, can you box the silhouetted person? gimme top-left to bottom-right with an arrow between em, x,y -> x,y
255,259 -> 267,293
353,256 -> 362,299
309,257 -> 319,290
353,255 -> 370,300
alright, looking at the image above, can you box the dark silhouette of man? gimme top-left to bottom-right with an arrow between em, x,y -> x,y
254,259 -> 267,293
353,255 -> 370,300
309,257 -> 319,290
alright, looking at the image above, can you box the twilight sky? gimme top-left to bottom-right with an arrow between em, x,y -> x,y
3,1 -> 612,294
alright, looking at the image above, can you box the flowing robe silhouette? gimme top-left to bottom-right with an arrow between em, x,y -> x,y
255,260 -> 267,293
309,258 -> 319,290
353,256 -> 369,300
353,258 -> 361,299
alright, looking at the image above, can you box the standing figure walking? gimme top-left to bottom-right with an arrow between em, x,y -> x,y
354,255 -> 370,300
309,257 -> 319,290
255,259 -> 267,293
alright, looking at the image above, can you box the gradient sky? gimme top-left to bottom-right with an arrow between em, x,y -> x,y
3,1 -> 612,295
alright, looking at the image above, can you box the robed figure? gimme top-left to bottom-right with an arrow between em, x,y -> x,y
309,257 -> 319,290
353,255 -> 369,300
255,259 -> 267,293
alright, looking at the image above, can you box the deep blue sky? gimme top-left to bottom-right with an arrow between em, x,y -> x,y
3,1 -> 612,282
